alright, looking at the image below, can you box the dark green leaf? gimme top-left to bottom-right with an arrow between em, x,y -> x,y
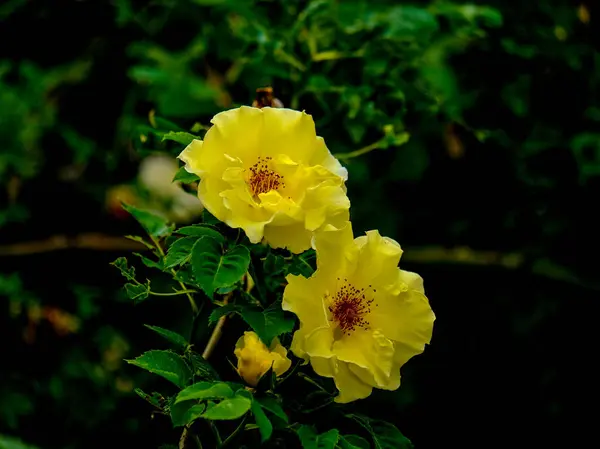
287,250 -> 316,277
122,203 -> 171,238
251,399 -> 273,442
162,131 -> 199,146
348,415 -> 413,449
255,396 -> 288,423
126,350 -> 192,388
188,353 -> 220,380
111,257 -> 136,281
297,425 -> 340,449
338,435 -> 370,449
176,224 -> 225,243
201,389 -> 252,420
175,382 -> 234,403
164,236 -> 198,268
125,282 -> 150,302
170,400 -> 206,427
144,324 -> 188,349
191,239 -> 250,299
173,166 -> 200,183
133,388 -> 165,409
133,252 -> 164,269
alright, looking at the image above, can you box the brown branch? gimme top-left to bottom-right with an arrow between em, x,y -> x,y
202,291 -> 233,360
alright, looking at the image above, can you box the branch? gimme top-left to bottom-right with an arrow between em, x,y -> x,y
202,291 -> 233,360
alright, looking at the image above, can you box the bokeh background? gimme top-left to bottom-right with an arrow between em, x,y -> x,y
1,0 -> 598,448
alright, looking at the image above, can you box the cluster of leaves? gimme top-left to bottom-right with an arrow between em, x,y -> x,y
111,203 -> 413,448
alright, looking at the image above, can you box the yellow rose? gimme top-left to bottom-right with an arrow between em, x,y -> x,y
234,331 -> 292,387
178,106 -> 350,253
282,222 -> 435,403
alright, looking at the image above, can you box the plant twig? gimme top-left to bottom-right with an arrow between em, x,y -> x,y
150,289 -> 199,297
150,235 -> 199,315
220,415 -> 248,448
334,140 -> 382,160
202,291 -> 233,360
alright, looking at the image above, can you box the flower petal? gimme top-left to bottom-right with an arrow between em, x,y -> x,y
282,275 -> 329,337
208,106 -> 264,164
263,221 -> 312,254
177,139 -> 205,175
333,361 -> 373,403
332,329 -> 395,387
369,281 -> 435,352
312,221 -> 357,278
352,230 -> 403,286
261,108 -> 320,162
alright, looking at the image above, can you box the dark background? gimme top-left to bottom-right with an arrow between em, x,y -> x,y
1,0 -> 598,448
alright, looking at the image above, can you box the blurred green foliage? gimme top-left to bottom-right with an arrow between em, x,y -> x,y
0,0 -> 598,448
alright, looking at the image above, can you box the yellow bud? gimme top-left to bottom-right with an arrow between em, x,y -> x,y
234,331 -> 292,387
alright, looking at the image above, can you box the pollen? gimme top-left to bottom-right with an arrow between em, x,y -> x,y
246,156 -> 285,197
327,279 -> 375,336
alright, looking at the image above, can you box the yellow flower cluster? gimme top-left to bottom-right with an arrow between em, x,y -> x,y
180,106 -> 435,402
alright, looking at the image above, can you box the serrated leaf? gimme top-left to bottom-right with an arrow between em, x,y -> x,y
133,252 -> 163,269
125,282 -> 150,302
134,388 -> 165,409
297,426 -> 340,449
251,399 -> 273,442
111,257 -> 136,281
287,250 -> 316,277
122,203 -> 171,238
144,324 -> 188,349
126,350 -> 192,388
125,235 -> 155,250
348,415 -> 413,449
191,239 -> 250,299
175,382 -> 234,404
201,390 -> 252,420
176,224 -> 224,243
173,166 -> 200,183
162,131 -> 199,146
164,236 -> 198,268
188,353 -> 220,380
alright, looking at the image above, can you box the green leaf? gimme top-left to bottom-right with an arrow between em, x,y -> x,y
126,350 -> 192,388
125,235 -> 155,250
144,324 -> 188,349
133,252 -> 164,269
170,401 -> 206,427
122,203 -> 171,238
133,388 -> 166,409
201,390 -> 252,420
287,250 -> 316,277
173,166 -> 200,183
162,131 -> 199,146
0,434 -> 39,449
125,282 -> 150,302
111,257 -> 136,281
175,382 -> 234,404
255,396 -> 288,423
209,301 -> 294,346
348,415 -> 413,449
251,399 -> 273,442
176,224 -> 225,243
338,435 -> 370,449
188,353 -> 220,380
191,238 -> 250,299
297,426 -> 340,449
164,236 -> 198,268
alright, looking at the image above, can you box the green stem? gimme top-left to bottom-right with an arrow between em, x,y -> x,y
248,253 -> 267,305
149,289 -> 198,297
220,415 -> 248,448
150,235 -> 199,315
298,372 -> 328,393
210,422 -> 222,447
334,140 -> 382,161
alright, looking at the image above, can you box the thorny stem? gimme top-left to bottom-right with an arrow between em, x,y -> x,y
150,235 -> 199,315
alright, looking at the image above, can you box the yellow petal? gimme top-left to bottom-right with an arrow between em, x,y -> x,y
207,106 -> 264,164
263,221 -> 313,254
197,177 -> 231,223
369,281 -> 435,352
282,275 -> 329,333
310,356 -> 336,378
303,184 -> 351,231
352,230 -> 403,286
333,361 -> 373,403
178,139 -> 205,175
312,221 -> 357,277
261,108 -> 320,162
332,329 -> 394,387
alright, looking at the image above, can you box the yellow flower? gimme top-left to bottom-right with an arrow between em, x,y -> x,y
282,222 -> 435,403
234,331 -> 292,387
178,106 -> 349,253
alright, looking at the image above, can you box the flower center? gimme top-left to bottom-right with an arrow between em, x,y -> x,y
246,156 -> 285,197
327,279 -> 375,336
